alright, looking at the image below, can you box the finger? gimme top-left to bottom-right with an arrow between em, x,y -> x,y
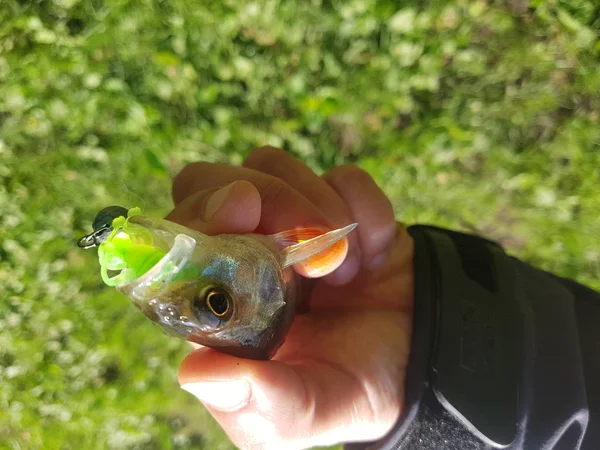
172,162 -> 355,279
173,163 -> 332,234
178,313 -> 402,450
323,165 -> 397,269
165,180 -> 261,235
243,147 -> 361,285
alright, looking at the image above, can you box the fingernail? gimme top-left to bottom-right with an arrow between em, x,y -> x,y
181,380 -> 251,411
204,183 -> 235,221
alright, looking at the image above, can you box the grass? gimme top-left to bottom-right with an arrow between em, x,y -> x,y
1,0 -> 599,448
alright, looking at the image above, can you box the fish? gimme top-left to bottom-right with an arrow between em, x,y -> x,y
78,206 -> 357,360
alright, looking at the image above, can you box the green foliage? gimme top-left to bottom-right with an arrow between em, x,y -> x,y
1,0 -> 598,448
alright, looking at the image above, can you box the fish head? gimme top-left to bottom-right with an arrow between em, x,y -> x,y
130,234 -> 293,360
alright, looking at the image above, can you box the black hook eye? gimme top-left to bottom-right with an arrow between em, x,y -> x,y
76,226 -> 113,249
77,205 -> 128,250
77,233 -> 98,249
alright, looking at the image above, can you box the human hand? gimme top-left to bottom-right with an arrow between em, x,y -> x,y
166,148 -> 414,450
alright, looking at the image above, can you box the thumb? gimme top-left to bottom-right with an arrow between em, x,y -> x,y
166,179 -> 261,235
178,346 -> 387,450
178,348 -> 314,450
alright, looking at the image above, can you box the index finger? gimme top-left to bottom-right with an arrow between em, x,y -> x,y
243,147 -> 362,284
172,162 -> 333,234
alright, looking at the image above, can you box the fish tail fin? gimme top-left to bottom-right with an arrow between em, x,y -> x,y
272,224 -> 357,278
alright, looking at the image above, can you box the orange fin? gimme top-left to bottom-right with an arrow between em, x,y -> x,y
272,224 -> 357,278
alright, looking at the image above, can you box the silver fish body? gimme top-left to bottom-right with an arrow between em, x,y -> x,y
122,221 -> 298,359
90,213 -> 356,360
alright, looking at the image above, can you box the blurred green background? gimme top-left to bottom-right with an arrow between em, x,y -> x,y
1,0 -> 599,448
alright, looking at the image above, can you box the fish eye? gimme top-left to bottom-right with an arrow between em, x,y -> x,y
204,287 -> 231,318
192,286 -> 233,327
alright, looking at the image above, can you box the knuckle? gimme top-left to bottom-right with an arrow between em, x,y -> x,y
260,177 -> 291,208
328,164 -> 374,186
344,165 -> 374,184
244,146 -> 289,169
172,162 -> 211,201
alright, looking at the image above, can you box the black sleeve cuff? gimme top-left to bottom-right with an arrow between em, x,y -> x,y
345,225 -> 592,450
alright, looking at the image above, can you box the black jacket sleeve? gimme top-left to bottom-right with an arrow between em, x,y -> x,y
345,225 -> 600,450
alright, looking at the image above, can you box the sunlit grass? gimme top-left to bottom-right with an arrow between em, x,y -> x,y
1,0 -> 598,448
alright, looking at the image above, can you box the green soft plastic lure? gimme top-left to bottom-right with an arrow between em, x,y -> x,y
78,205 -> 357,360
97,208 -> 163,286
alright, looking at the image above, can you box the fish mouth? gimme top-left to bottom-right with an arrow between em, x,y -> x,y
98,215 -> 198,300
117,233 -> 197,301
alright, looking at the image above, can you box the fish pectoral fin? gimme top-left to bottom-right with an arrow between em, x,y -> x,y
278,223 -> 358,270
